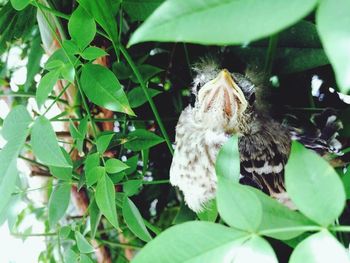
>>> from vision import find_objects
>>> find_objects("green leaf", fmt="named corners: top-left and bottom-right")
top-left (85, 152), bottom-right (100, 171)
top-left (124, 129), bottom-right (164, 151)
top-left (122, 197), bottom-right (152, 242)
top-left (216, 177), bottom-right (262, 232)
top-left (285, 142), bottom-right (346, 226)
top-left (80, 254), bottom-right (94, 263)
top-left (250, 187), bottom-right (313, 240)
top-left (2, 105), bottom-right (32, 142)
top-left (31, 116), bottom-right (72, 168)
top-left (215, 136), bottom-right (240, 181)
top-left (49, 147), bottom-right (73, 181)
top-left (123, 179), bottom-right (142, 196)
top-left (86, 166), bottom-right (105, 187)
top-left (75, 231), bottom-right (95, 254)
top-left (317, 0), bottom-right (350, 93)
top-left (10, 0), bottom-right (30, 10)
top-left (61, 63), bottom-right (76, 83)
top-left (48, 182), bottom-right (71, 227)
top-left (64, 248), bottom-right (79, 263)
top-left (89, 199), bottom-right (101, 239)
top-left (68, 5), bottom-right (96, 50)
top-left (62, 40), bottom-right (80, 56)
top-left (289, 230), bottom-right (350, 263)
top-left (77, 0), bottom-right (119, 45)
top-left (197, 200), bottom-right (218, 222)
top-left (59, 226), bottom-right (71, 239)
top-left (130, 64), bottom-right (163, 83)
top-left (124, 155), bottom-right (139, 175)
top-left (0, 106), bottom-right (31, 216)
top-left (36, 70), bottom-right (60, 108)
top-left (129, 0), bottom-right (317, 46)
top-left (132, 221), bottom-right (247, 263)
top-left (81, 64), bottom-right (134, 115)
top-left (127, 87), bottom-right (161, 108)
top-left (105, 158), bottom-right (129, 174)
top-left (122, 0), bottom-right (164, 21)
top-left (95, 174), bottom-right (119, 229)
top-left (96, 133), bottom-right (114, 154)
top-left (81, 46), bottom-right (108, 60)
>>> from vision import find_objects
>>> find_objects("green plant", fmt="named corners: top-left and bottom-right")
top-left (1, 0), bottom-right (350, 262)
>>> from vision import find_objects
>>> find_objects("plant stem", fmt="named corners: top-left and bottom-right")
top-left (119, 45), bottom-right (174, 155)
top-left (18, 155), bottom-right (48, 169)
top-left (259, 225), bottom-right (322, 235)
top-left (43, 82), bottom-right (70, 116)
top-left (30, 2), bottom-right (70, 20)
top-left (11, 232), bottom-right (57, 237)
top-left (330, 225), bottom-right (350, 232)
top-left (264, 34), bottom-right (278, 78)
top-left (142, 179), bottom-right (170, 185)
top-left (96, 238), bottom-right (142, 250)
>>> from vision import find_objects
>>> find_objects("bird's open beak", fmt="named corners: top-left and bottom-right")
top-left (214, 69), bottom-right (248, 114)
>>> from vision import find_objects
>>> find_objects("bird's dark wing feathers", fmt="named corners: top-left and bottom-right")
top-left (238, 117), bottom-right (291, 196)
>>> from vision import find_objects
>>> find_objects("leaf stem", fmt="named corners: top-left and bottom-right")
top-left (11, 232), bottom-right (57, 237)
top-left (264, 34), bottom-right (278, 78)
top-left (259, 225), bottom-right (322, 235)
top-left (119, 45), bottom-right (174, 155)
top-left (43, 82), bottom-right (70, 116)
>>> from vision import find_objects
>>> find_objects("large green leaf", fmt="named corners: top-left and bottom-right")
top-left (289, 230), bottom-right (350, 263)
top-left (317, 0), bottom-right (350, 93)
top-left (124, 129), bottom-right (164, 151)
top-left (122, 197), bottom-right (152, 242)
top-left (215, 136), bottom-right (240, 181)
top-left (250, 187), bottom-right (314, 240)
top-left (95, 174), bottom-right (119, 229)
top-left (80, 64), bottom-right (134, 115)
top-left (129, 0), bottom-right (317, 46)
top-left (48, 182), bottom-right (71, 227)
top-left (216, 177), bottom-right (262, 232)
top-left (285, 142), bottom-right (345, 226)
top-left (0, 106), bottom-right (31, 216)
top-left (31, 116), bottom-right (72, 168)
top-left (68, 5), bottom-right (96, 50)
top-left (132, 221), bottom-right (247, 263)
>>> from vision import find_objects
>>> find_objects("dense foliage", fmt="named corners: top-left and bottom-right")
top-left (1, 0), bottom-right (350, 262)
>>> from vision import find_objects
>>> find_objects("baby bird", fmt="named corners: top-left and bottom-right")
top-left (170, 64), bottom-right (292, 212)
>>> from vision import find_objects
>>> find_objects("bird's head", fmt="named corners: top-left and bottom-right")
top-left (194, 69), bottom-right (254, 133)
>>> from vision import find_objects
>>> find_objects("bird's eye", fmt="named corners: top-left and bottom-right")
top-left (196, 83), bottom-right (201, 92)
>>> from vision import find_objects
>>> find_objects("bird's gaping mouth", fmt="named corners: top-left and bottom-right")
top-left (215, 69), bottom-right (247, 114)
top-left (199, 69), bottom-right (248, 118)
